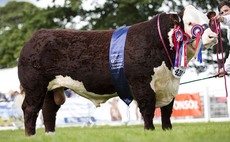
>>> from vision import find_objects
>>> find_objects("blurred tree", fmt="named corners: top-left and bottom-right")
top-left (78, 0), bottom-right (219, 30)
top-left (0, 1), bottom-right (39, 68)
top-left (78, 0), bottom-right (164, 30)
top-left (0, 1), bottom-right (81, 68)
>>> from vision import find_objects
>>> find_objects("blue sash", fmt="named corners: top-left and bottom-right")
top-left (109, 26), bottom-right (133, 105)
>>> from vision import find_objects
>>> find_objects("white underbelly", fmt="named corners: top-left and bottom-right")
top-left (47, 75), bottom-right (117, 107)
top-left (47, 61), bottom-right (181, 108)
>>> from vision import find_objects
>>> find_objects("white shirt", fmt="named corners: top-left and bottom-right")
top-left (221, 15), bottom-right (230, 72)
top-left (223, 15), bottom-right (230, 27)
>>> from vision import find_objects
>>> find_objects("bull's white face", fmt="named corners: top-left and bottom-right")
top-left (183, 5), bottom-right (218, 49)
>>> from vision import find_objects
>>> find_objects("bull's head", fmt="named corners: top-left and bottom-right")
top-left (182, 5), bottom-right (218, 48)
top-left (169, 5), bottom-right (218, 60)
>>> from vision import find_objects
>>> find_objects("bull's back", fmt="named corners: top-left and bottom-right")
top-left (18, 29), bottom-right (115, 93)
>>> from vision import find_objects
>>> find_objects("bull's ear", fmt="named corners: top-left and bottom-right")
top-left (170, 14), bottom-right (181, 25)
top-left (207, 11), bottom-right (216, 19)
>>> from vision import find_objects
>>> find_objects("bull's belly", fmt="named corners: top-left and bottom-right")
top-left (47, 75), bottom-right (117, 107)
top-left (48, 61), bottom-right (180, 108)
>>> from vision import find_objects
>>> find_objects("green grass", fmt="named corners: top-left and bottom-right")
top-left (0, 122), bottom-right (230, 142)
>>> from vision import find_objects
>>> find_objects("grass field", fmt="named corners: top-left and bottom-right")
top-left (0, 122), bottom-right (230, 142)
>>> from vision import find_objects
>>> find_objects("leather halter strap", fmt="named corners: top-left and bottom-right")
top-left (157, 14), bottom-right (174, 67)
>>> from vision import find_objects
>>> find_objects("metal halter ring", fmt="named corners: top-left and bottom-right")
top-left (191, 24), bottom-right (204, 37)
top-left (175, 29), bottom-right (183, 41)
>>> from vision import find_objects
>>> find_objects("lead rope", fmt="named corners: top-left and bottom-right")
top-left (211, 18), bottom-right (228, 97)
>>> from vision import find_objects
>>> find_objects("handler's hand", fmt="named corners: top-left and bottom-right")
top-left (214, 15), bottom-right (224, 22)
top-left (217, 72), bottom-right (226, 77)
top-left (217, 69), bottom-right (228, 77)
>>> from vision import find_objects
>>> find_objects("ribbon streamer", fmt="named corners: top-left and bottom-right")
top-left (173, 26), bottom-right (189, 67)
top-left (191, 25), bottom-right (204, 63)
top-left (194, 31), bottom-right (203, 63)
top-left (173, 27), bottom-right (183, 67)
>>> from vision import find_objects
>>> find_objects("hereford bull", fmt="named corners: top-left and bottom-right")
top-left (18, 5), bottom-right (218, 136)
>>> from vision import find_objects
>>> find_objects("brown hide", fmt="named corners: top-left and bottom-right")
top-left (18, 13), bottom-right (178, 136)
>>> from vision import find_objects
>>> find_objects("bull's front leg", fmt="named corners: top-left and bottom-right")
top-left (160, 98), bottom-right (174, 130)
top-left (139, 94), bottom-right (156, 130)
top-left (133, 86), bottom-right (156, 130)
top-left (42, 90), bottom-right (61, 134)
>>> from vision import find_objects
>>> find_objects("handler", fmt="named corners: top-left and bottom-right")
top-left (215, 0), bottom-right (230, 76)
top-left (215, 0), bottom-right (230, 120)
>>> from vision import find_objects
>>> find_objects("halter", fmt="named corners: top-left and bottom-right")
top-left (157, 14), bottom-right (174, 67)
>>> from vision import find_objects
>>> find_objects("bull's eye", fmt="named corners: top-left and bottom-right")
top-left (202, 24), bottom-right (209, 30)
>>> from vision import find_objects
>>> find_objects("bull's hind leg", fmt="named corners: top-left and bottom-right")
top-left (22, 88), bottom-right (45, 136)
top-left (160, 98), bottom-right (174, 130)
top-left (42, 90), bottom-right (60, 134)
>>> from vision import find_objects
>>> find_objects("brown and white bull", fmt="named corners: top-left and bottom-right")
top-left (18, 5), bottom-right (218, 136)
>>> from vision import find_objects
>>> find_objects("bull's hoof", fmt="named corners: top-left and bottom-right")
top-left (45, 131), bottom-right (56, 135)
top-left (162, 126), bottom-right (172, 131)
top-left (53, 88), bottom-right (66, 105)
top-left (25, 129), bottom-right (36, 137)
top-left (144, 125), bottom-right (155, 130)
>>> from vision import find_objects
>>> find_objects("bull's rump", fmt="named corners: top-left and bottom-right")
top-left (19, 29), bottom-right (117, 94)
